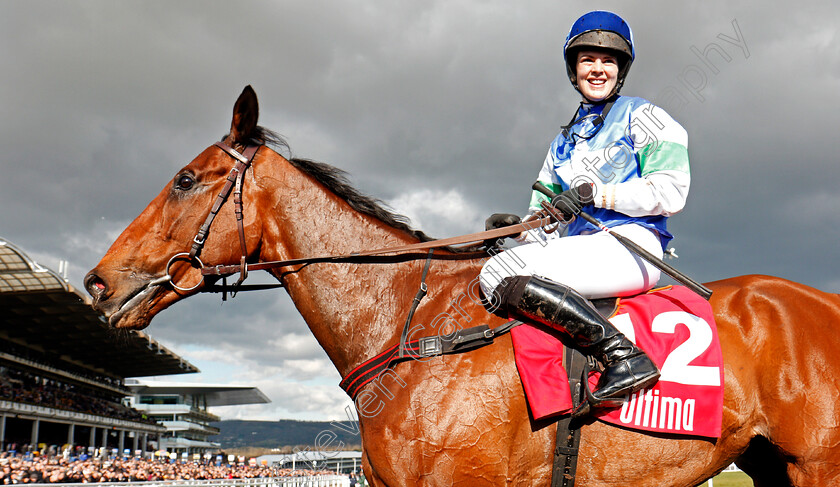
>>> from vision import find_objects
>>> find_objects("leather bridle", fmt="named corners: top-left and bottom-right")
top-left (161, 141), bottom-right (553, 296)
top-left (162, 141), bottom-right (261, 294)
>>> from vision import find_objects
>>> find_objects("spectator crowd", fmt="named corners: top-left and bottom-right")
top-left (0, 367), bottom-right (153, 425)
top-left (0, 452), bottom-right (337, 484)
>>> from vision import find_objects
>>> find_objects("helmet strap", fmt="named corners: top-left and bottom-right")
top-left (561, 97), bottom-right (617, 144)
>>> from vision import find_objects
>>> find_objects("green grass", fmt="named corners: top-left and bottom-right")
top-left (704, 471), bottom-right (753, 487)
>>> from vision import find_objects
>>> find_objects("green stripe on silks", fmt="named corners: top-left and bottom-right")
top-left (639, 141), bottom-right (689, 176)
top-left (530, 180), bottom-right (564, 210)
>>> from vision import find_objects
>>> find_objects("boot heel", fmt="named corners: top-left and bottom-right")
top-left (591, 354), bottom-right (660, 404)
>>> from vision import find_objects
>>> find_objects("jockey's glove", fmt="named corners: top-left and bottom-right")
top-left (484, 213), bottom-right (521, 249)
top-left (551, 184), bottom-right (594, 222)
top-left (485, 213), bottom-right (521, 230)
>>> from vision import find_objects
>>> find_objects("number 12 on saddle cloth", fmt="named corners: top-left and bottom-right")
top-left (511, 285), bottom-right (724, 438)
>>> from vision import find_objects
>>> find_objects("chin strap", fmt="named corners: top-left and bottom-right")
top-left (560, 97), bottom-right (616, 143)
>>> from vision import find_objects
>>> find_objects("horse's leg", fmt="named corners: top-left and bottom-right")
top-left (364, 470), bottom-right (389, 487)
top-left (763, 431), bottom-right (840, 486)
top-left (764, 382), bottom-right (840, 487)
top-left (743, 443), bottom-right (840, 487)
top-left (361, 448), bottom-right (390, 487)
top-left (788, 461), bottom-right (840, 486)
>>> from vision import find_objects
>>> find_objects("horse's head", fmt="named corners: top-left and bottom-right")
top-left (85, 86), bottom-right (268, 329)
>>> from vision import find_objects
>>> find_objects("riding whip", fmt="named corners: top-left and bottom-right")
top-left (532, 181), bottom-right (713, 300)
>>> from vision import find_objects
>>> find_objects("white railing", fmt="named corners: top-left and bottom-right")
top-left (28, 476), bottom-right (349, 487)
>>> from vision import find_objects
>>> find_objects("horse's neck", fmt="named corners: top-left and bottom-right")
top-left (258, 165), bottom-right (424, 376)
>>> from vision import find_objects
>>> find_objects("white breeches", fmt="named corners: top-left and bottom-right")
top-left (479, 224), bottom-right (664, 300)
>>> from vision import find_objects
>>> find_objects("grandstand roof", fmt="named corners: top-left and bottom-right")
top-left (126, 379), bottom-right (270, 406)
top-left (0, 238), bottom-right (199, 379)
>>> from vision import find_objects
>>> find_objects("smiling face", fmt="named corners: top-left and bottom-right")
top-left (575, 50), bottom-right (619, 102)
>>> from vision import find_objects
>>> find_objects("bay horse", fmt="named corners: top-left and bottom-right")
top-left (85, 86), bottom-right (840, 486)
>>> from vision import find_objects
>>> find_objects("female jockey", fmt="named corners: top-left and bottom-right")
top-left (479, 11), bottom-right (690, 405)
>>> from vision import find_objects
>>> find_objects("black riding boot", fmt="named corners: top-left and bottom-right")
top-left (495, 275), bottom-right (660, 405)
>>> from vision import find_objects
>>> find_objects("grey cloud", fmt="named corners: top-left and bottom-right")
top-left (3, 0), bottom-right (840, 419)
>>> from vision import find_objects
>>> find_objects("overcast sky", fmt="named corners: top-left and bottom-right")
top-left (2, 1), bottom-right (839, 422)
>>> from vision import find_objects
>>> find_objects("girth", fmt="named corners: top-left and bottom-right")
top-left (339, 320), bottom-right (523, 400)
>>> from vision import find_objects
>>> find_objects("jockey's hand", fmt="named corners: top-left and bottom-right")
top-left (551, 184), bottom-right (594, 222)
top-left (483, 213), bottom-right (521, 249)
top-left (485, 213), bottom-right (521, 230)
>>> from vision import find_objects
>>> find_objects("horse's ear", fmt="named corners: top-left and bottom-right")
top-left (229, 85), bottom-right (259, 144)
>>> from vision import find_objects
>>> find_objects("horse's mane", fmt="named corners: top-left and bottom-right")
top-left (251, 126), bottom-right (437, 244)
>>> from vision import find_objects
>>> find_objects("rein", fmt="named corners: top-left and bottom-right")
top-left (163, 141), bottom-right (553, 296)
top-left (200, 216), bottom-right (551, 279)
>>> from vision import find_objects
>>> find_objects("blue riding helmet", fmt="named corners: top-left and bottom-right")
top-left (564, 11), bottom-right (635, 96)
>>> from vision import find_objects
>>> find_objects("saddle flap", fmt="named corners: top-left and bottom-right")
top-left (590, 297), bottom-right (619, 318)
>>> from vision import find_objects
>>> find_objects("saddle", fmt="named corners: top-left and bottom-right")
top-left (590, 297), bottom-right (620, 318)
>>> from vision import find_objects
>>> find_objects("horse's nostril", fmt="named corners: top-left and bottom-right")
top-left (84, 272), bottom-right (107, 298)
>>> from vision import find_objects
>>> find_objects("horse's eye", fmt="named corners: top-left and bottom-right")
top-left (175, 174), bottom-right (195, 190)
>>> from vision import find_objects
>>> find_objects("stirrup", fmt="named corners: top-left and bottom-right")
top-left (582, 367), bottom-right (660, 410)
top-left (578, 358), bottom-right (640, 411)
top-left (570, 400), bottom-right (591, 419)
top-left (583, 380), bottom-right (628, 409)
top-left (569, 359), bottom-right (623, 418)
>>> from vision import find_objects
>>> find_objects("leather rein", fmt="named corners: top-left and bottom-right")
top-left (161, 141), bottom-right (552, 296)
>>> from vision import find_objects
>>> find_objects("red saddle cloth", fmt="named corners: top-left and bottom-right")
top-left (511, 285), bottom-right (724, 438)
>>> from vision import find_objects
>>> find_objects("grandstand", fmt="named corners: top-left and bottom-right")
top-left (126, 379), bottom-right (269, 454)
top-left (0, 238), bottom-right (198, 455)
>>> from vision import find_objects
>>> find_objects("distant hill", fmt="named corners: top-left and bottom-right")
top-left (210, 419), bottom-right (361, 449)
